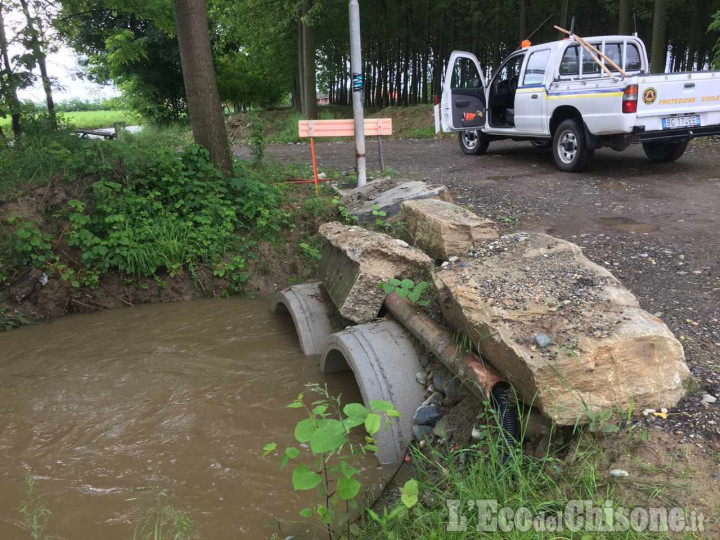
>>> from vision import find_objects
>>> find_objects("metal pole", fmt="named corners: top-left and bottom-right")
top-left (349, 0), bottom-right (366, 187)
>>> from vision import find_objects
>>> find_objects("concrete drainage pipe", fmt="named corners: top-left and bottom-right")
top-left (320, 321), bottom-right (426, 464)
top-left (272, 282), bottom-right (344, 356)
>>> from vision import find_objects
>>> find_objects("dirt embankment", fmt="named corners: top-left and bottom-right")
top-left (0, 179), bottom-right (333, 330)
top-left (226, 104), bottom-right (444, 145)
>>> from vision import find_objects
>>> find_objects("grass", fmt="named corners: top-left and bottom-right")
top-left (132, 505), bottom-right (196, 540)
top-left (356, 400), bottom-right (677, 539)
top-left (226, 103), bottom-right (445, 145)
top-left (0, 123), bottom-right (185, 197)
top-left (20, 472), bottom-right (51, 540)
top-left (0, 110), bottom-right (140, 131)
top-left (60, 110), bottom-right (141, 129)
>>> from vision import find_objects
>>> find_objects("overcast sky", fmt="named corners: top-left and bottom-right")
top-left (18, 45), bottom-right (120, 102)
top-left (6, 4), bottom-right (119, 103)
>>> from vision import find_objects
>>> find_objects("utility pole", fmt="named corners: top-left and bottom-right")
top-left (349, 0), bottom-right (366, 187)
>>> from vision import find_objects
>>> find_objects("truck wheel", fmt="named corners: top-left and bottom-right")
top-left (459, 130), bottom-right (489, 155)
top-left (552, 119), bottom-right (594, 172)
top-left (642, 141), bottom-right (688, 163)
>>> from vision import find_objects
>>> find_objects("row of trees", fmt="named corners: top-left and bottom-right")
top-left (1, 0), bottom-right (720, 137)
top-left (315, 0), bottom-right (720, 109)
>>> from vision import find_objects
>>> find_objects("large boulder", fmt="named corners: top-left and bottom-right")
top-left (318, 222), bottom-right (433, 323)
top-left (402, 199), bottom-right (499, 260)
top-left (433, 232), bottom-right (690, 425)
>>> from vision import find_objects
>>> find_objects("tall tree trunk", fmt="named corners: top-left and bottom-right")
top-left (686, 0), bottom-right (702, 71)
top-left (518, 0), bottom-right (527, 43)
top-left (301, 20), bottom-right (317, 119)
top-left (19, 0), bottom-right (55, 126)
top-left (559, 0), bottom-right (570, 38)
top-left (619, 0), bottom-right (632, 35)
top-left (296, 17), bottom-right (304, 113)
top-left (174, 0), bottom-right (233, 176)
top-left (0, 4), bottom-right (20, 139)
top-left (492, 0), bottom-right (501, 68)
top-left (650, 0), bottom-right (668, 73)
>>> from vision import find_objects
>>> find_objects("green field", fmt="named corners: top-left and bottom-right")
top-left (1, 110), bottom-right (140, 130)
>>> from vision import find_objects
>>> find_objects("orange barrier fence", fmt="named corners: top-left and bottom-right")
top-left (297, 118), bottom-right (393, 192)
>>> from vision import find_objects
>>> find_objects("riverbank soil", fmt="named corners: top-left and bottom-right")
top-left (0, 173), bottom-right (339, 329)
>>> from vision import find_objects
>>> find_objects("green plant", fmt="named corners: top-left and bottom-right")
top-left (249, 113), bottom-right (265, 167)
top-left (63, 143), bottom-right (290, 284)
top-left (132, 505), bottom-right (196, 540)
top-left (8, 218), bottom-right (54, 269)
top-left (264, 383), bottom-right (400, 538)
top-left (332, 196), bottom-right (357, 225)
top-left (303, 195), bottom-right (336, 218)
top-left (371, 204), bottom-right (391, 230)
top-left (19, 471), bottom-right (51, 540)
top-left (584, 408), bottom-right (620, 434)
top-left (497, 215), bottom-right (519, 225)
top-left (354, 391), bottom-right (661, 540)
top-left (366, 479), bottom-right (419, 534)
top-left (381, 278), bottom-right (431, 306)
top-left (213, 255), bottom-right (248, 294)
top-left (1, 307), bottom-right (31, 331)
top-left (299, 242), bottom-right (322, 261)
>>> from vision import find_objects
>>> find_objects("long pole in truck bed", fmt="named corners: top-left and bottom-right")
top-left (554, 25), bottom-right (629, 77)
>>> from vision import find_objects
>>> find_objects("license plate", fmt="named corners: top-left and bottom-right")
top-left (662, 115), bottom-right (700, 129)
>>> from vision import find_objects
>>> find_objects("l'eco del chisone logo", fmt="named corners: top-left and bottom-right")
top-left (643, 87), bottom-right (658, 105)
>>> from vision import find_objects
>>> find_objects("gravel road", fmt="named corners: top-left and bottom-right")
top-left (240, 137), bottom-right (720, 444)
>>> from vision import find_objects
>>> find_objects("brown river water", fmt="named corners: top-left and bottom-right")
top-left (0, 299), bottom-right (383, 539)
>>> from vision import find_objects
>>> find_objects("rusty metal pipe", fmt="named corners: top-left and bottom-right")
top-left (383, 292), bottom-right (505, 400)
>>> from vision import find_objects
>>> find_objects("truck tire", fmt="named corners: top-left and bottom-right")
top-left (642, 141), bottom-right (688, 163)
top-left (459, 130), bottom-right (489, 155)
top-left (552, 119), bottom-right (594, 172)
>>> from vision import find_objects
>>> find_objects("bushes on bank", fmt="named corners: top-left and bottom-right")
top-left (1, 129), bottom-right (295, 289)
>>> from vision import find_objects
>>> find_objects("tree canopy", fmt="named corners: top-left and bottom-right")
top-left (1, 0), bottom-right (720, 129)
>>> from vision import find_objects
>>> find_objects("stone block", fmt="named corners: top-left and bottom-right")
top-left (402, 199), bottom-right (498, 260)
top-left (432, 232), bottom-right (690, 425)
top-left (318, 222), bottom-right (432, 323)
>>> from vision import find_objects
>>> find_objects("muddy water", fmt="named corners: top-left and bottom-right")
top-left (0, 299), bottom-right (378, 539)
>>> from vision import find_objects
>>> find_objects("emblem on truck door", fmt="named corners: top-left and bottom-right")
top-left (643, 87), bottom-right (657, 105)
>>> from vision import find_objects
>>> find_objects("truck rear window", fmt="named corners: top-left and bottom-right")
top-left (560, 45), bottom-right (579, 76)
top-left (523, 49), bottom-right (551, 85)
top-left (626, 44), bottom-right (641, 71)
top-left (559, 41), bottom-right (643, 78)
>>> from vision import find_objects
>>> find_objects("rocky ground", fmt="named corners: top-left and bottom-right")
top-left (243, 137), bottom-right (720, 450)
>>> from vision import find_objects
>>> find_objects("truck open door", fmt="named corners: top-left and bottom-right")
top-left (441, 51), bottom-right (486, 132)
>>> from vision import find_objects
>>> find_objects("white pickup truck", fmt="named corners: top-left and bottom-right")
top-left (438, 35), bottom-right (720, 171)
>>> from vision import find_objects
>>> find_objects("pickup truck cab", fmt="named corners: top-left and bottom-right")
top-left (439, 35), bottom-right (720, 171)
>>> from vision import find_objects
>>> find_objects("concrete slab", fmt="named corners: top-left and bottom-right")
top-left (337, 177), bottom-right (450, 224)
top-left (318, 222), bottom-right (433, 323)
